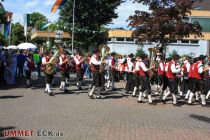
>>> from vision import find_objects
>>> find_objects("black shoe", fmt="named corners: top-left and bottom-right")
top-left (201, 104), bottom-right (209, 107)
top-left (79, 87), bottom-right (82, 90)
top-left (162, 99), bottom-right (166, 104)
top-left (149, 102), bottom-right (155, 105)
top-left (137, 100), bottom-right (143, 103)
top-left (88, 94), bottom-right (94, 99)
top-left (173, 104), bottom-right (180, 107)
top-left (96, 96), bottom-right (101, 99)
top-left (49, 92), bottom-right (55, 96)
top-left (44, 90), bottom-right (48, 94)
top-left (187, 102), bottom-right (193, 105)
top-left (132, 95), bottom-right (136, 97)
top-left (59, 88), bottom-right (64, 91)
top-left (64, 89), bottom-right (69, 93)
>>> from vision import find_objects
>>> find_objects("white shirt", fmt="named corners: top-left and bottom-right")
top-left (135, 61), bottom-right (140, 71)
top-left (127, 61), bottom-right (134, 71)
top-left (197, 61), bottom-right (203, 74)
top-left (139, 61), bottom-right (148, 72)
top-left (90, 54), bottom-right (101, 65)
top-left (159, 62), bottom-right (164, 71)
top-left (74, 54), bottom-right (82, 65)
top-left (171, 60), bottom-right (180, 73)
top-left (42, 57), bottom-right (47, 64)
top-left (59, 55), bottom-right (68, 65)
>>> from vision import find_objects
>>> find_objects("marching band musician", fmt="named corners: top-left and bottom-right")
top-left (132, 57), bottom-right (141, 97)
top-left (156, 54), bottom-right (165, 95)
top-left (162, 54), bottom-right (181, 106)
top-left (107, 52), bottom-right (117, 90)
top-left (88, 49), bottom-right (104, 99)
top-left (137, 54), bottom-right (155, 104)
top-left (42, 51), bottom-right (54, 96)
top-left (59, 49), bottom-right (69, 92)
top-left (24, 54), bottom-right (36, 88)
top-left (188, 55), bottom-right (207, 106)
top-left (74, 49), bottom-right (84, 90)
top-left (180, 56), bottom-right (191, 97)
top-left (125, 57), bottom-right (135, 94)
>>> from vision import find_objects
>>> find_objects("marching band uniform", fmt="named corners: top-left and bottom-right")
top-left (88, 50), bottom-right (102, 99)
top-left (42, 52), bottom-right (54, 96)
top-left (185, 59), bottom-right (195, 100)
top-left (59, 52), bottom-right (69, 92)
top-left (74, 52), bottom-right (84, 90)
top-left (137, 54), bottom-right (154, 104)
top-left (156, 57), bottom-right (165, 95)
top-left (132, 58), bottom-right (141, 97)
top-left (180, 58), bottom-right (191, 96)
top-left (163, 55), bottom-right (181, 105)
top-left (125, 58), bottom-right (135, 93)
top-left (188, 55), bottom-right (206, 106)
top-left (24, 54), bottom-right (35, 88)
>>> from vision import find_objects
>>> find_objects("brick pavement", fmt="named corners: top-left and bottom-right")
top-left (0, 77), bottom-right (210, 140)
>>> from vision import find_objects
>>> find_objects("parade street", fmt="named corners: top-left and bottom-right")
top-left (0, 77), bottom-right (210, 140)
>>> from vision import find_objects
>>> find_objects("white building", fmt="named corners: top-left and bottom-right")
top-left (107, 10), bottom-right (210, 57)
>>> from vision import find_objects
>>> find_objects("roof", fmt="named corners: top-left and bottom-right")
top-left (189, 10), bottom-right (210, 17)
top-left (31, 31), bottom-right (71, 40)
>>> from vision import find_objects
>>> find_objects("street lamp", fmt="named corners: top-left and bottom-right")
top-left (71, 0), bottom-right (75, 55)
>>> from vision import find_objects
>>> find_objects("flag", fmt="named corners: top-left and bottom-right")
top-left (41, 22), bottom-right (52, 30)
top-left (51, 0), bottom-right (67, 13)
top-left (4, 22), bottom-right (11, 39)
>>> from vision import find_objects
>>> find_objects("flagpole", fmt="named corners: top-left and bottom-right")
top-left (71, 0), bottom-right (75, 55)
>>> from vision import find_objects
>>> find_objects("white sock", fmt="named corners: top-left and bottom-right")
top-left (201, 94), bottom-right (206, 105)
top-left (180, 91), bottom-right (183, 96)
top-left (148, 95), bottom-right (152, 103)
top-left (163, 91), bottom-right (170, 100)
top-left (172, 94), bottom-right (177, 104)
top-left (26, 80), bottom-right (30, 85)
top-left (188, 92), bottom-right (194, 104)
top-left (206, 90), bottom-right (210, 99)
top-left (185, 90), bottom-right (190, 99)
top-left (138, 92), bottom-right (143, 101)
top-left (89, 86), bottom-right (95, 96)
top-left (107, 80), bottom-right (110, 88)
top-left (143, 92), bottom-right (147, 97)
top-left (65, 78), bottom-right (69, 84)
top-left (195, 92), bottom-right (199, 101)
top-left (46, 84), bottom-right (50, 93)
top-left (132, 87), bottom-right (137, 96)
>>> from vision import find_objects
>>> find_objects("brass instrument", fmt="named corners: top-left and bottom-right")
top-left (148, 48), bottom-right (157, 80)
top-left (98, 44), bottom-right (110, 73)
top-left (45, 46), bottom-right (61, 75)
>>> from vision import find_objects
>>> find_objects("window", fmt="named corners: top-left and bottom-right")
top-left (181, 40), bottom-right (190, 44)
top-left (169, 40), bottom-right (177, 44)
top-left (190, 40), bottom-right (199, 44)
top-left (125, 38), bottom-right (134, 42)
top-left (116, 37), bottom-right (125, 42)
top-left (191, 18), bottom-right (210, 32)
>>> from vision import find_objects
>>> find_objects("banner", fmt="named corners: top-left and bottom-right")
top-left (51, 0), bottom-right (67, 13)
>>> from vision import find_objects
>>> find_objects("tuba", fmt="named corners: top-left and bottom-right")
top-left (45, 46), bottom-right (61, 75)
top-left (148, 48), bottom-right (157, 80)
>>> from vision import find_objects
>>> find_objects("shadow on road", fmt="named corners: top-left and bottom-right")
top-left (0, 96), bottom-right (23, 99)
top-left (190, 114), bottom-right (210, 123)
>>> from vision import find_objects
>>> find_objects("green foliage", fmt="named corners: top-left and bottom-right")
top-left (169, 50), bottom-right (178, 57)
top-left (10, 22), bottom-right (25, 45)
top-left (0, 33), bottom-right (7, 46)
top-left (135, 48), bottom-right (146, 57)
top-left (59, 0), bottom-right (124, 50)
top-left (28, 12), bottom-right (48, 30)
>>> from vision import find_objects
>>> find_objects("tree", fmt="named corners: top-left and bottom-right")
top-left (59, 0), bottom-right (124, 51)
top-left (28, 12), bottom-right (48, 30)
top-left (128, 0), bottom-right (203, 56)
top-left (10, 22), bottom-right (25, 45)
top-left (136, 48), bottom-right (146, 57)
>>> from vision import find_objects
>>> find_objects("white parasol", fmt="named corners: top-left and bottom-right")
top-left (17, 43), bottom-right (37, 50)
top-left (6, 45), bottom-right (18, 49)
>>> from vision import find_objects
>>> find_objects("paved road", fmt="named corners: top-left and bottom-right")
top-left (0, 77), bottom-right (210, 140)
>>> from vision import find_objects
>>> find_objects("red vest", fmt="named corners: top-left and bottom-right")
top-left (188, 64), bottom-right (194, 78)
top-left (27, 60), bottom-right (35, 71)
top-left (75, 55), bottom-right (83, 71)
top-left (60, 55), bottom-right (68, 72)
top-left (192, 61), bottom-right (204, 80)
top-left (138, 62), bottom-right (147, 77)
top-left (166, 61), bottom-right (176, 79)
top-left (90, 55), bottom-right (100, 72)
top-left (158, 61), bottom-right (164, 75)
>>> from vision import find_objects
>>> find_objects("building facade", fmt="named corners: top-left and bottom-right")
top-left (107, 10), bottom-right (210, 57)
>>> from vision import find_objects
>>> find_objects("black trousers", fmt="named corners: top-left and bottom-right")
top-left (60, 71), bottom-right (69, 81)
top-left (192, 78), bottom-right (205, 94)
top-left (45, 73), bottom-right (54, 84)
top-left (125, 73), bottom-right (135, 92)
top-left (157, 75), bottom-right (164, 86)
top-left (188, 77), bottom-right (193, 92)
top-left (134, 75), bottom-right (141, 88)
top-left (162, 76), bottom-right (168, 91)
top-left (181, 78), bottom-right (189, 94)
top-left (25, 70), bottom-right (31, 80)
top-left (140, 76), bottom-right (151, 95)
top-left (204, 77), bottom-right (210, 95)
top-left (168, 78), bottom-right (178, 95)
top-left (77, 69), bottom-right (84, 81)
top-left (93, 71), bottom-right (102, 87)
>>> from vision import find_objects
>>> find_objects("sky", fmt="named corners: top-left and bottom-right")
top-left (2, 0), bottom-right (148, 29)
